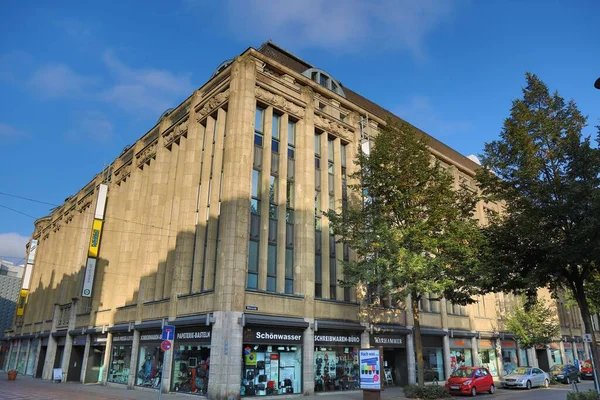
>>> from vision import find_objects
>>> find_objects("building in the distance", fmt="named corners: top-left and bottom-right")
top-left (0, 259), bottom-right (24, 369)
top-left (5, 41), bottom-right (593, 397)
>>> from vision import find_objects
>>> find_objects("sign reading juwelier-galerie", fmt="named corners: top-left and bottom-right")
top-left (359, 348), bottom-right (382, 390)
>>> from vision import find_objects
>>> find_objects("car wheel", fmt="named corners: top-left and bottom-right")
top-left (544, 379), bottom-right (549, 388)
top-left (471, 387), bottom-right (477, 397)
top-left (489, 384), bottom-right (495, 394)
top-left (526, 380), bottom-right (532, 390)
top-left (566, 377), bottom-right (570, 385)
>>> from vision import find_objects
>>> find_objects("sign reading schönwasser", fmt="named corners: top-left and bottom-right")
top-left (81, 258), bottom-right (97, 298)
top-left (359, 348), bottom-right (383, 390)
top-left (243, 328), bottom-right (303, 344)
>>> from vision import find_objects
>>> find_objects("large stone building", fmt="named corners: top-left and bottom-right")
top-left (3, 41), bottom-right (593, 397)
top-left (0, 260), bottom-right (24, 369)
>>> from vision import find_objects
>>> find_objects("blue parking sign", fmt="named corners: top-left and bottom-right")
top-left (162, 325), bottom-right (175, 341)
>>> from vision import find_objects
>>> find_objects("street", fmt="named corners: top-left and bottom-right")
top-left (0, 373), bottom-right (596, 400)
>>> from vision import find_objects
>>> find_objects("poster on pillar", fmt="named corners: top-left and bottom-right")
top-left (359, 348), bottom-right (383, 391)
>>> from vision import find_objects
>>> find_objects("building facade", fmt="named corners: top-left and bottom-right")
top-left (4, 42), bottom-right (594, 397)
top-left (0, 260), bottom-right (24, 370)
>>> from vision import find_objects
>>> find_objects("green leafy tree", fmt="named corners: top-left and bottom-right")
top-left (505, 297), bottom-right (561, 349)
top-left (476, 73), bottom-right (600, 381)
top-left (327, 119), bottom-right (486, 386)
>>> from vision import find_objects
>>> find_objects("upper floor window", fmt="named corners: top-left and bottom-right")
top-left (302, 68), bottom-right (346, 98)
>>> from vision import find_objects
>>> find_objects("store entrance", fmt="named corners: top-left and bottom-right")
top-left (536, 349), bottom-right (550, 371)
top-left (36, 346), bottom-right (47, 378)
top-left (66, 345), bottom-right (84, 382)
top-left (383, 348), bottom-right (408, 386)
top-left (84, 347), bottom-right (105, 383)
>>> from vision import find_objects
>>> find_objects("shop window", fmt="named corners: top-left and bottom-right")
top-left (449, 348), bottom-right (473, 371)
top-left (25, 339), bottom-right (38, 375)
top-left (478, 348), bottom-right (498, 376)
top-left (136, 339), bottom-right (164, 388)
top-left (421, 347), bottom-right (444, 382)
top-left (314, 346), bottom-right (359, 391)
top-left (242, 341), bottom-right (302, 396)
top-left (171, 331), bottom-right (211, 395)
top-left (108, 340), bottom-right (133, 384)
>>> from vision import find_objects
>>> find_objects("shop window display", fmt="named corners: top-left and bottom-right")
top-left (314, 347), bottom-right (359, 391)
top-left (502, 348), bottom-right (518, 375)
top-left (449, 348), bottom-right (472, 371)
top-left (17, 341), bottom-right (29, 374)
top-left (478, 349), bottom-right (498, 376)
top-left (26, 339), bottom-right (39, 375)
top-left (241, 345), bottom-right (302, 396)
top-left (421, 347), bottom-right (444, 382)
top-left (550, 348), bottom-right (563, 365)
top-left (136, 343), bottom-right (163, 388)
top-left (108, 343), bottom-right (132, 384)
top-left (172, 344), bottom-right (211, 395)
top-left (519, 348), bottom-right (529, 367)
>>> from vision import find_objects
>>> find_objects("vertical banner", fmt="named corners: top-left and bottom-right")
top-left (16, 289), bottom-right (28, 316)
top-left (27, 239), bottom-right (38, 264)
top-left (81, 183), bottom-right (108, 298)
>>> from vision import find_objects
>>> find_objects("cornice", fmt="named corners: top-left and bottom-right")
top-left (135, 139), bottom-right (158, 169)
top-left (195, 89), bottom-right (230, 122)
top-left (162, 117), bottom-right (189, 148)
top-left (255, 84), bottom-right (305, 118)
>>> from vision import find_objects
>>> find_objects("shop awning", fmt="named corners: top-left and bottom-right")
top-left (134, 319), bottom-right (162, 330)
top-left (373, 324), bottom-right (413, 334)
top-left (171, 314), bottom-right (209, 327)
top-left (69, 327), bottom-right (88, 336)
top-left (51, 330), bottom-right (68, 337)
top-left (420, 328), bottom-right (447, 336)
top-left (315, 320), bottom-right (365, 332)
top-left (244, 314), bottom-right (308, 328)
top-left (108, 323), bottom-right (131, 333)
top-left (450, 329), bottom-right (477, 338)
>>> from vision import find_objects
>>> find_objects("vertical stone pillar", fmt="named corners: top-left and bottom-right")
top-left (546, 347), bottom-right (553, 368)
top-left (5, 340), bottom-right (13, 370)
top-left (22, 339), bottom-right (31, 374)
top-left (101, 332), bottom-right (112, 385)
top-left (209, 55), bottom-right (257, 400)
top-left (60, 302), bottom-right (78, 382)
top-left (495, 339), bottom-right (504, 378)
top-left (42, 304), bottom-right (60, 380)
top-left (529, 348), bottom-right (538, 368)
top-left (361, 330), bottom-right (370, 348)
top-left (303, 319), bottom-right (315, 395)
top-left (127, 330), bottom-right (140, 389)
top-left (80, 334), bottom-right (91, 382)
top-left (161, 346), bottom-right (174, 393)
top-left (471, 337), bottom-right (479, 366)
top-left (13, 340), bottom-right (22, 371)
top-left (406, 332), bottom-right (416, 385)
top-left (559, 341), bottom-right (567, 364)
top-left (442, 335), bottom-right (451, 380)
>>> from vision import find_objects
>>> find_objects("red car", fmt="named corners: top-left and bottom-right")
top-left (445, 366), bottom-right (495, 396)
top-left (582, 360), bottom-right (594, 380)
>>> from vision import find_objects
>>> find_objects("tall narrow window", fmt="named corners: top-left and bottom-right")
top-left (248, 106), bottom-right (264, 289)
top-left (315, 230), bottom-right (322, 298)
top-left (343, 242), bottom-right (351, 301)
top-left (285, 120), bottom-right (297, 294)
top-left (315, 133), bottom-right (322, 228)
top-left (329, 235), bottom-right (336, 300)
top-left (341, 144), bottom-right (348, 211)
top-left (271, 114), bottom-right (280, 175)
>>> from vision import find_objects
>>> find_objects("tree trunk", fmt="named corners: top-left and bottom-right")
top-left (573, 278), bottom-right (600, 389)
top-left (412, 296), bottom-right (425, 387)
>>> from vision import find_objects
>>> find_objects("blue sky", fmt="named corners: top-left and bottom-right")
top-left (1, 0), bottom-right (599, 261)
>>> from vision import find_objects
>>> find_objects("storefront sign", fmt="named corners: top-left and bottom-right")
top-left (27, 239), bottom-right (38, 264)
top-left (478, 339), bottom-right (494, 349)
top-left (72, 335), bottom-right (87, 346)
top-left (88, 219), bottom-right (103, 257)
top-left (16, 289), bottom-right (28, 316)
top-left (81, 258), bottom-right (97, 298)
top-left (549, 343), bottom-right (560, 349)
top-left (370, 334), bottom-right (405, 348)
top-left (576, 343), bottom-right (584, 350)
top-left (92, 335), bottom-right (108, 346)
top-left (564, 343), bottom-right (572, 349)
top-left (450, 339), bottom-right (470, 349)
top-left (113, 334), bottom-right (134, 343)
top-left (315, 332), bottom-right (361, 345)
top-left (140, 332), bottom-right (162, 342)
top-left (175, 328), bottom-right (211, 343)
top-left (243, 328), bottom-right (303, 344)
top-left (501, 340), bottom-right (516, 348)
top-left (359, 348), bottom-right (383, 390)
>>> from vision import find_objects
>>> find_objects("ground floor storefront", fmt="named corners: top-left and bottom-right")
top-left (4, 315), bottom-right (587, 397)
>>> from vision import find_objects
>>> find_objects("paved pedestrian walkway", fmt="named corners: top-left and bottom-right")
top-left (0, 372), bottom-right (409, 400)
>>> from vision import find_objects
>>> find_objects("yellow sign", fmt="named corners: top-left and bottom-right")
top-left (88, 219), bottom-right (103, 257)
top-left (16, 289), bottom-right (28, 316)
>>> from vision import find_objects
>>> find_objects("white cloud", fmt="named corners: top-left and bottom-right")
top-left (0, 123), bottom-right (26, 140)
top-left (101, 51), bottom-right (194, 114)
top-left (28, 64), bottom-right (97, 99)
top-left (64, 111), bottom-right (114, 143)
top-left (395, 95), bottom-right (473, 137)
top-left (0, 232), bottom-right (29, 261)
top-left (222, 0), bottom-right (454, 58)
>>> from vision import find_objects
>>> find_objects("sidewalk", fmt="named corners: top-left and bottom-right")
top-left (0, 372), bottom-right (408, 400)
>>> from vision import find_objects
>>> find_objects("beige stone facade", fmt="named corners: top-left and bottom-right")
top-left (3, 42), bottom-right (593, 397)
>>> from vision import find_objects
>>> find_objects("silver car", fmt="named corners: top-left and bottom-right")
top-left (500, 367), bottom-right (550, 389)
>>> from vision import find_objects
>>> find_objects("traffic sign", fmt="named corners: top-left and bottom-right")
top-left (584, 334), bottom-right (593, 343)
top-left (161, 340), bottom-right (172, 351)
top-left (162, 325), bottom-right (175, 341)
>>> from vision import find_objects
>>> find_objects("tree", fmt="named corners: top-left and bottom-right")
top-left (504, 297), bottom-right (561, 349)
top-left (476, 73), bottom-right (600, 381)
top-left (327, 119), bottom-right (486, 386)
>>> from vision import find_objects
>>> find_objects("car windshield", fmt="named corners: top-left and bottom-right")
top-left (551, 365), bottom-right (565, 372)
top-left (452, 369), bottom-right (475, 378)
top-left (512, 367), bottom-right (531, 375)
